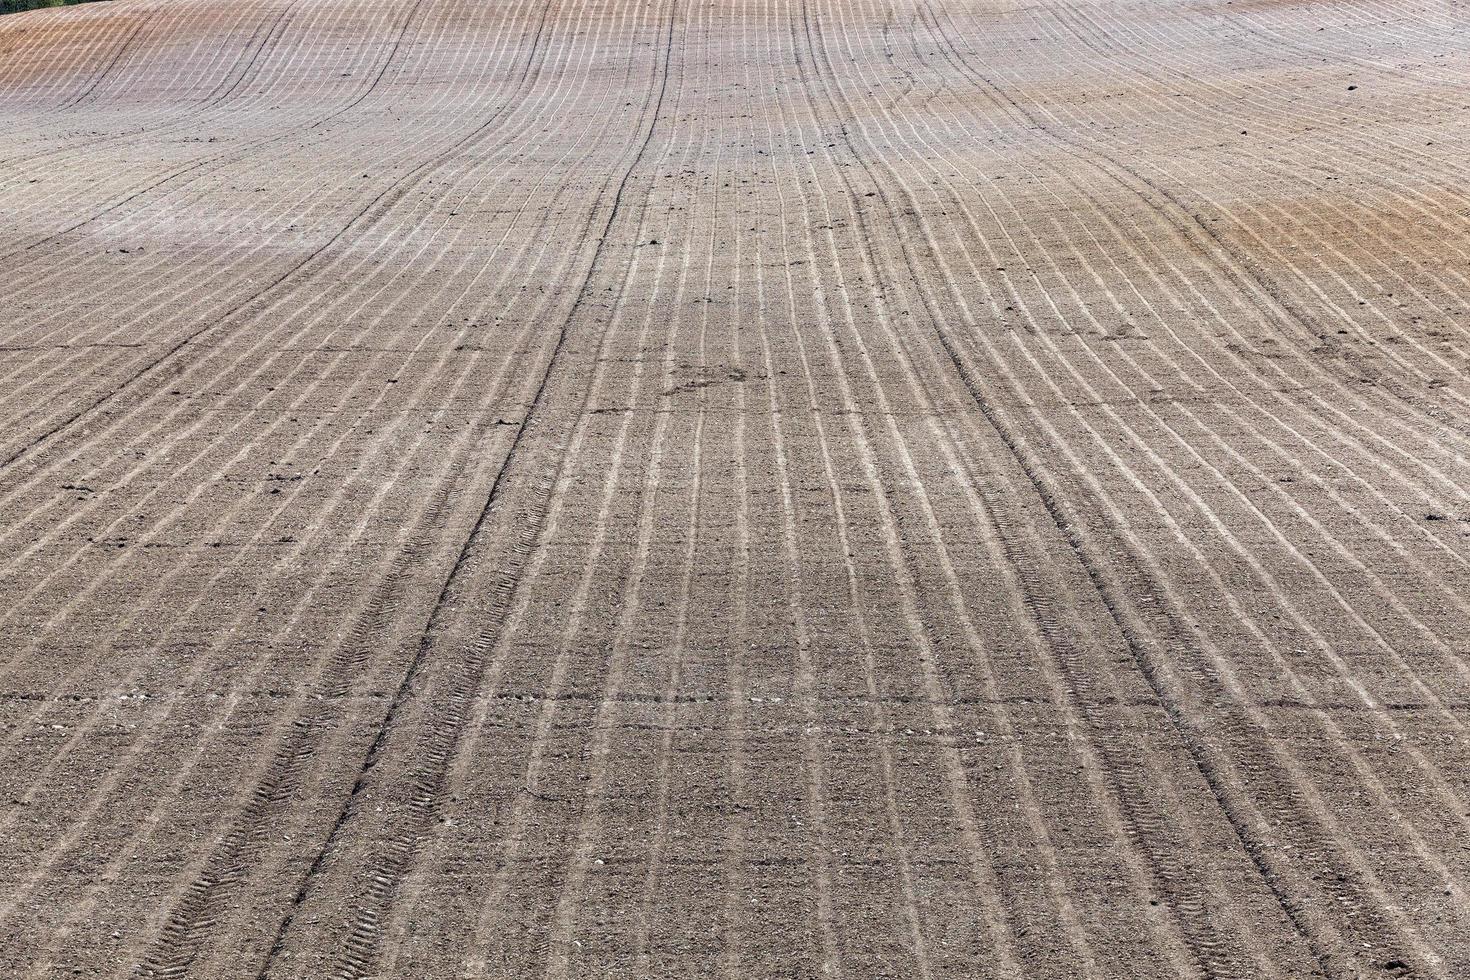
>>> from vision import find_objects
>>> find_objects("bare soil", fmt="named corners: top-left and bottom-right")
top-left (1, 0), bottom-right (1468, 976)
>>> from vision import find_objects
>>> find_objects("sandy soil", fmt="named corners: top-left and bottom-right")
top-left (1, 0), bottom-right (1467, 976)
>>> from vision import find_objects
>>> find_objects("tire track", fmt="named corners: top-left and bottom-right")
top-left (255, 4), bottom-right (682, 973)
top-left (904, 10), bottom-right (1465, 973)
top-left (57, 13), bottom-right (152, 110)
top-left (834, 4), bottom-right (1448, 972)
top-left (792, 0), bottom-right (1350, 974)
top-left (0, 0), bottom-right (605, 963)
top-left (788, 4), bottom-right (1252, 973)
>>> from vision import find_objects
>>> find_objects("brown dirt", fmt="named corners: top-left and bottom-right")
top-left (2, 0), bottom-right (1468, 976)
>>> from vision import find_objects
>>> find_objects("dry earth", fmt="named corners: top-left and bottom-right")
top-left (1, 0), bottom-right (1468, 976)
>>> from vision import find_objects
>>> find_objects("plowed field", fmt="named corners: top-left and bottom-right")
top-left (2, 0), bottom-right (1468, 976)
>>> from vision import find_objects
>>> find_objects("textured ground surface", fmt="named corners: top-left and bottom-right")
top-left (1, 0), bottom-right (1469, 976)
